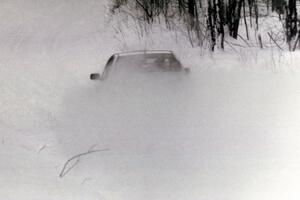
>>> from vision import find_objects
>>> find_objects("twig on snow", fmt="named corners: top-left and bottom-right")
top-left (267, 32), bottom-right (283, 50)
top-left (38, 144), bottom-right (47, 154)
top-left (224, 40), bottom-right (238, 53)
top-left (81, 177), bottom-right (92, 185)
top-left (59, 148), bottom-right (109, 178)
top-left (238, 34), bottom-right (251, 47)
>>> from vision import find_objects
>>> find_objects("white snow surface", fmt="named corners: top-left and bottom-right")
top-left (1, 1), bottom-right (300, 200)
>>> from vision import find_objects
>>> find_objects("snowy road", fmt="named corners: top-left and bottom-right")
top-left (1, 1), bottom-right (300, 200)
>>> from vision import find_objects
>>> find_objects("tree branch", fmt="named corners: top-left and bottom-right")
top-left (59, 148), bottom-right (109, 178)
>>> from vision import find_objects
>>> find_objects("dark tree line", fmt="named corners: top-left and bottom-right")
top-left (112, 0), bottom-right (299, 51)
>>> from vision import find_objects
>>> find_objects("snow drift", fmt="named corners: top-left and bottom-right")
top-left (1, 1), bottom-right (300, 200)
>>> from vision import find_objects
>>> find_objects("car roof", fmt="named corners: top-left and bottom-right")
top-left (114, 50), bottom-right (174, 57)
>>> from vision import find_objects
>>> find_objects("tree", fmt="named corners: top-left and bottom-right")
top-left (112, 0), bottom-right (295, 50)
top-left (285, 0), bottom-right (297, 50)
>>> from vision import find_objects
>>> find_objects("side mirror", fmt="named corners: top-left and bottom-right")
top-left (90, 73), bottom-right (100, 80)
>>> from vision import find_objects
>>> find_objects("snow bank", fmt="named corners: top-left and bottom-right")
top-left (1, 1), bottom-right (300, 200)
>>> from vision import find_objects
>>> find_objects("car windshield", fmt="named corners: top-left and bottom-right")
top-left (115, 53), bottom-right (182, 72)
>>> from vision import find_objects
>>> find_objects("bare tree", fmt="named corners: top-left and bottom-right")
top-left (111, 0), bottom-right (294, 50)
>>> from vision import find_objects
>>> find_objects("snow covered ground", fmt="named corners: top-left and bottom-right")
top-left (1, 1), bottom-right (300, 200)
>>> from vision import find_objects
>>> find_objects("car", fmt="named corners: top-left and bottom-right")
top-left (90, 50), bottom-right (190, 80)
